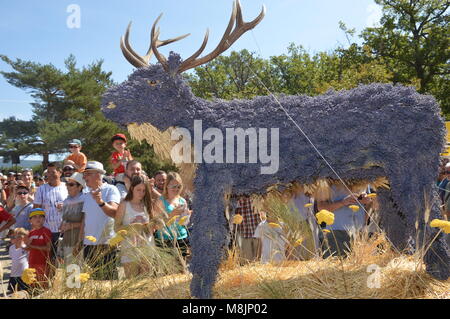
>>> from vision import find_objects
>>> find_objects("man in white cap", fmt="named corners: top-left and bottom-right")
top-left (82, 161), bottom-right (120, 279)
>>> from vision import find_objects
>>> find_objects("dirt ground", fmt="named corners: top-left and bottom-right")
top-left (0, 240), bottom-right (11, 297)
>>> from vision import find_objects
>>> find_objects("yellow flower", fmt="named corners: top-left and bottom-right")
top-left (443, 225), bottom-right (450, 234)
top-left (178, 215), bottom-right (189, 225)
top-left (268, 222), bottom-right (282, 229)
top-left (367, 193), bottom-right (377, 198)
top-left (79, 273), bottom-right (90, 283)
top-left (430, 219), bottom-right (448, 228)
top-left (349, 205), bottom-right (360, 212)
top-left (109, 233), bottom-right (126, 246)
top-left (430, 219), bottom-right (450, 234)
top-left (323, 229), bottom-right (331, 233)
top-left (316, 210), bottom-right (335, 226)
top-left (232, 214), bottom-right (243, 224)
top-left (304, 203), bottom-right (313, 208)
top-left (85, 236), bottom-right (97, 243)
top-left (294, 238), bottom-right (304, 247)
top-left (166, 215), bottom-right (180, 226)
top-left (117, 230), bottom-right (128, 236)
top-left (21, 268), bottom-right (37, 285)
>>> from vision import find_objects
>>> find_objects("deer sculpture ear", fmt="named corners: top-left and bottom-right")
top-left (167, 52), bottom-right (183, 75)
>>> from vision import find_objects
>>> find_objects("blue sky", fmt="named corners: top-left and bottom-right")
top-left (0, 0), bottom-right (382, 123)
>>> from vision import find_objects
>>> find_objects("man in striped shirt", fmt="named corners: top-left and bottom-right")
top-left (33, 162), bottom-right (68, 264)
top-left (234, 195), bottom-right (261, 264)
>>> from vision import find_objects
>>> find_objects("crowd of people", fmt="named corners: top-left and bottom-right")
top-left (0, 134), bottom-right (193, 293)
top-left (0, 133), bottom-right (448, 295)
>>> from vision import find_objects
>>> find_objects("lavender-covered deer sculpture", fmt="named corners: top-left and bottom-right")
top-left (102, 1), bottom-right (449, 298)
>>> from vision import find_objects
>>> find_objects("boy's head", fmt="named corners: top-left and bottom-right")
top-left (111, 133), bottom-right (127, 152)
top-left (29, 208), bottom-right (46, 228)
top-left (11, 227), bottom-right (29, 244)
top-left (68, 139), bottom-right (82, 153)
top-left (260, 210), bottom-right (277, 223)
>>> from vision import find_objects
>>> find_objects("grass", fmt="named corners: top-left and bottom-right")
top-left (34, 213), bottom-right (449, 299)
top-left (37, 234), bottom-right (449, 299)
top-left (7, 196), bottom-right (448, 299)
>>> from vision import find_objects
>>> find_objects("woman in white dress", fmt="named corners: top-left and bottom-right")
top-left (115, 175), bottom-right (155, 278)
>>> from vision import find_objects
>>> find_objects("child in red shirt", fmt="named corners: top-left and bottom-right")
top-left (24, 208), bottom-right (52, 287)
top-left (0, 206), bottom-right (15, 237)
top-left (110, 133), bottom-right (133, 177)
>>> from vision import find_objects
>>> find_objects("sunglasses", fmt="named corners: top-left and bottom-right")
top-left (168, 184), bottom-right (182, 190)
top-left (66, 182), bottom-right (80, 187)
top-left (17, 191), bottom-right (29, 195)
top-left (63, 168), bottom-right (74, 172)
top-left (69, 145), bottom-right (79, 148)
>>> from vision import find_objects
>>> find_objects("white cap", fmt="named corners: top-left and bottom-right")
top-left (85, 161), bottom-right (106, 174)
top-left (66, 172), bottom-right (86, 188)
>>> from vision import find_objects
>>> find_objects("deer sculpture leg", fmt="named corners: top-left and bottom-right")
top-left (189, 167), bottom-right (229, 298)
top-left (420, 186), bottom-right (450, 280)
top-left (383, 159), bottom-right (449, 280)
top-left (377, 188), bottom-right (409, 251)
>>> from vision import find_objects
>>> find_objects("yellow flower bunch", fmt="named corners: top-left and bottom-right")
top-left (109, 231), bottom-right (127, 246)
top-left (304, 203), bottom-right (313, 208)
top-left (178, 215), bottom-right (189, 226)
top-left (294, 238), bottom-right (304, 247)
top-left (268, 222), bottom-right (282, 229)
top-left (232, 214), bottom-right (243, 224)
top-left (21, 268), bottom-right (37, 285)
top-left (109, 230), bottom-right (128, 247)
top-left (349, 205), bottom-right (360, 212)
top-left (166, 215), bottom-right (180, 226)
top-left (117, 230), bottom-right (128, 236)
top-left (430, 219), bottom-right (450, 234)
top-left (79, 273), bottom-right (90, 283)
top-left (316, 210), bottom-right (334, 226)
top-left (85, 236), bottom-right (97, 243)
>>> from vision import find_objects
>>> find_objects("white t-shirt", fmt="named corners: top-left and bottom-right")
top-left (33, 183), bottom-right (69, 233)
top-left (254, 220), bottom-right (287, 264)
top-left (9, 244), bottom-right (29, 277)
top-left (83, 183), bottom-right (121, 245)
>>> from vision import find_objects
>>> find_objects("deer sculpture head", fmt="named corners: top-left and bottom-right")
top-left (102, 0), bottom-right (265, 132)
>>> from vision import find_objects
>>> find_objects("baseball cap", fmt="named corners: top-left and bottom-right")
top-left (111, 133), bottom-right (127, 143)
top-left (29, 208), bottom-right (46, 218)
top-left (68, 139), bottom-right (82, 146)
top-left (63, 164), bottom-right (75, 170)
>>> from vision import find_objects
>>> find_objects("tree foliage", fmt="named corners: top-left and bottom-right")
top-left (0, 55), bottom-right (169, 173)
top-left (361, 0), bottom-right (449, 112)
top-left (0, 116), bottom-right (40, 163)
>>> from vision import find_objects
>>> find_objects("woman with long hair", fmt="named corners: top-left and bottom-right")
top-left (154, 172), bottom-right (191, 259)
top-left (115, 175), bottom-right (154, 278)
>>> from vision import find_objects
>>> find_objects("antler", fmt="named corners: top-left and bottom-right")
top-left (120, 15), bottom-right (190, 68)
top-left (151, 0), bottom-right (265, 73)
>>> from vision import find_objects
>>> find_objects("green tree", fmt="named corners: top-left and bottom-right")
top-left (361, 0), bottom-right (449, 112)
top-left (0, 116), bottom-right (41, 164)
top-left (187, 49), bottom-right (273, 99)
top-left (0, 55), bottom-right (169, 173)
top-left (0, 55), bottom-right (129, 169)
